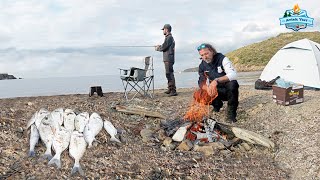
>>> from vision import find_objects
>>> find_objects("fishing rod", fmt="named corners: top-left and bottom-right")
top-left (102, 45), bottom-right (157, 48)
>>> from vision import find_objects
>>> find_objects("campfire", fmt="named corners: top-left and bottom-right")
top-left (182, 87), bottom-right (228, 144)
top-left (160, 87), bottom-right (274, 155)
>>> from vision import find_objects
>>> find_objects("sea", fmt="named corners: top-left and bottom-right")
top-left (0, 71), bottom-right (261, 99)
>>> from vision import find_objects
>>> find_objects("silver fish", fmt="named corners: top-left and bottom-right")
top-left (51, 108), bottom-right (64, 126)
top-left (36, 108), bottom-right (50, 128)
top-left (28, 124), bottom-right (40, 157)
top-left (69, 131), bottom-right (87, 176)
top-left (26, 111), bottom-right (38, 129)
top-left (63, 109), bottom-right (76, 131)
top-left (74, 112), bottom-right (89, 133)
top-left (103, 119), bottom-right (121, 143)
top-left (48, 127), bottom-right (71, 168)
top-left (38, 114), bottom-right (56, 160)
top-left (83, 112), bottom-right (103, 148)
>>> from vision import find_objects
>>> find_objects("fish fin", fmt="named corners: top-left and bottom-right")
top-left (71, 165), bottom-right (84, 176)
top-left (110, 137), bottom-right (121, 143)
top-left (28, 151), bottom-right (35, 157)
top-left (48, 156), bottom-right (61, 169)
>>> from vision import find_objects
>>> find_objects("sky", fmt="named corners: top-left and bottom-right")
top-left (0, 0), bottom-right (319, 78)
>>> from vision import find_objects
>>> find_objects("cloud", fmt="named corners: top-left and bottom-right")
top-left (0, 0), bottom-right (319, 78)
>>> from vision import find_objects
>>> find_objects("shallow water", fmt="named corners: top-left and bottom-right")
top-left (0, 71), bottom-right (261, 98)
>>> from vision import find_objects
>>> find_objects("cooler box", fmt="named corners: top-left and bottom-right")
top-left (272, 84), bottom-right (304, 106)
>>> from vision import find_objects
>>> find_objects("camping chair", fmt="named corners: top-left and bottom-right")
top-left (119, 56), bottom-right (154, 100)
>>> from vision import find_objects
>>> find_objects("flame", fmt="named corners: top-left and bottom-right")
top-left (293, 4), bottom-right (300, 14)
top-left (184, 85), bottom-right (218, 122)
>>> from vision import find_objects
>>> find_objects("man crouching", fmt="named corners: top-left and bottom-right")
top-left (197, 43), bottom-right (239, 123)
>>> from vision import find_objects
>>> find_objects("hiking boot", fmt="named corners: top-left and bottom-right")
top-left (164, 89), bottom-right (171, 94)
top-left (227, 117), bottom-right (237, 123)
top-left (169, 90), bottom-right (178, 96)
top-left (226, 106), bottom-right (237, 123)
top-left (226, 112), bottom-right (237, 123)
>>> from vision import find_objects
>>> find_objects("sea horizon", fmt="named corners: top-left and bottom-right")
top-left (0, 71), bottom-right (261, 99)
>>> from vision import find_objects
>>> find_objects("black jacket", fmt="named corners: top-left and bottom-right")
top-left (198, 53), bottom-right (226, 86)
top-left (159, 33), bottom-right (175, 63)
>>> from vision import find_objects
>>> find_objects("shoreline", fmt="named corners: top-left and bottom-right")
top-left (1, 85), bottom-right (319, 178)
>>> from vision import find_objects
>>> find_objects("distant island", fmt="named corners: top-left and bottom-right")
top-left (0, 73), bottom-right (17, 80)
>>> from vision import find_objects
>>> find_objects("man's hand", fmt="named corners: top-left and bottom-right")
top-left (200, 83), bottom-right (208, 92)
top-left (155, 45), bottom-right (161, 51)
top-left (207, 80), bottom-right (218, 98)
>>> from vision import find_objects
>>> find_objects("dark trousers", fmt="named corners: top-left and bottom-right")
top-left (164, 62), bottom-right (176, 91)
top-left (211, 80), bottom-right (239, 118)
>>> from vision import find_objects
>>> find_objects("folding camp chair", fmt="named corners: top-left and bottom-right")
top-left (119, 56), bottom-right (154, 100)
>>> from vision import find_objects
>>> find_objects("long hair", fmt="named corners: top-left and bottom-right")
top-left (203, 43), bottom-right (217, 55)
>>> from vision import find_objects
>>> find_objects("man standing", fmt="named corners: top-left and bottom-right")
top-left (197, 43), bottom-right (239, 123)
top-left (155, 24), bottom-right (177, 96)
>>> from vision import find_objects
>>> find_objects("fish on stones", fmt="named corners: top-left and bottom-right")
top-left (38, 114), bottom-right (56, 160)
top-left (83, 112), bottom-right (104, 148)
top-left (26, 111), bottom-right (38, 129)
top-left (28, 124), bottom-right (40, 157)
top-left (69, 131), bottom-right (87, 176)
top-left (36, 108), bottom-right (50, 128)
top-left (74, 112), bottom-right (89, 133)
top-left (48, 127), bottom-right (72, 169)
top-left (51, 108), bottom-right (64, 126)
top-left (103, 119), bottom-right (121, 143)
top-left (63, 109), bottom-right (76, 131)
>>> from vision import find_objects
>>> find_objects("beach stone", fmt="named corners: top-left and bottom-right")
top-left (140, 128), bottom-right (154, 143)
top-left (155, 129), bottom-right (167, 141)
top-left (242, 142), bottom-right (252, 151)
top-left (238, 144), bottom-right (246, 152)
top-left (207, 142), bottom-right (225, 150)
top-left (193, 144), bottom-right (215, 156)
top-left (177, 139), bottom-right (193, 151)
top-left (27, 102), bottom-right (33, 106)
top-left (163, 137), bottom-right (172, 147)
top-left (16, 127), bottom-right (24, 133)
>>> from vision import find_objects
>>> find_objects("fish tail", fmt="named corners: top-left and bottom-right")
top-left (42, 149), bottom-right (53, 160)
top-left (48, 155), bottom-right (61, 169)
top-left (43, 144), bottom-right (53, 159)
top-left (28, 151), bottom-right (35, 157)
top-left (110, 136), bottom-right (121, 143)
top-left (71, 165), bottom-right (84, 176)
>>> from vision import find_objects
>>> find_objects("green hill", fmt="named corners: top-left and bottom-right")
top-left (226, 31), bottom-right (320, 71)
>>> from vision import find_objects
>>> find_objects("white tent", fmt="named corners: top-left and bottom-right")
top-left (260, 38), bottom-right (320, 88)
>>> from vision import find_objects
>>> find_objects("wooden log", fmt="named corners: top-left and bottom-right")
top-left (115, 105), bottom-right (166, 119)
top-left (231, 127), bottom-right (275, 149)
top-left (214, 121), bottom-right (274, 149)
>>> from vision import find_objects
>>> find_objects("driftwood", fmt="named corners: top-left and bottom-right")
top-left (115, 105), bottom-right (166, 119)
top-left (231, 127), bottom-right (275, 149)
top-left (215, 121), bottom-right (275, 149)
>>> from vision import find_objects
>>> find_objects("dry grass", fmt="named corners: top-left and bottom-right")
top-left (226, 31), bottom-right (320, 70)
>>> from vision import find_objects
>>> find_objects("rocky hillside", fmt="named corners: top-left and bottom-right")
top-left (184, 31), bottom-right (320, 72)
top-left (226, 31), bottom-right (320, 71)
